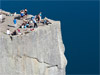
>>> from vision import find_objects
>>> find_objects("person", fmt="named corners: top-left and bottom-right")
top-left (29, 20), bottom-right (33, 25)
top-left (44, 17), bottom-right (52, 25)
top-left (17, 29), bottom-right (21, 35)
top-left (24, 8), bottom-right (28, 16)
top-left (38, 12), bottom-right (42, 23)
top-left (22, 25), bottom-right (24, 28)
top-left (20, 10), bottom-right (24, 18)
top-left (13, 18), bottom-right (17, 27)
top-left (7, 29), bottom-right (11, 35)
top-left (32, 16), bottom-right (38, 28)
top-left (25, 22), bottom-right (29, 27)
top-left (11, 30), bottom-right (17, 35)
top-left (26, 23), bottom-right (29, 27)
top-left (14, 12), bottom-right (17, 16)
top-left (30, 28), bottom-right (34, 31)
top-left (33, 19), bottom-right (37, 28)
top-left (24, 25), bottom-right (27, 29)
top-left (20, 23), bottom-right (25, 28)
top-left (0, 14), bottom-right (2, 22)
top-left (31, 16), bottom-right (38, 28)
top-left (31, 15), bottom-right (36, 20)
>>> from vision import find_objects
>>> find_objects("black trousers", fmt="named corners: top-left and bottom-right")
top-left (34, 23), bottom-right (38, 28)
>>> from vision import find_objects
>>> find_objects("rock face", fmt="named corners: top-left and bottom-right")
top-left (0, 10), bottom-right (67, 75)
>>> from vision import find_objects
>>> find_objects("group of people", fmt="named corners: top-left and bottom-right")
top-left (20, 8), bottom-right (28, 19)
top-left (7, 28), bottom-right (21, 35)
top-left (7, 8), bottom-right (52, 36)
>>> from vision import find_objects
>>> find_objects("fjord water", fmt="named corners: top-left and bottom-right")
top-left (1, 1), bottom-right (99, 74)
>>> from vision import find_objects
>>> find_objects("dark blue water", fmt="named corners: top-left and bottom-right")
top-left (1, 1), bottom-right (99, 74)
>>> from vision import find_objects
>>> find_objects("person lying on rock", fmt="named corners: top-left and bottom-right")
top-left (43, 17), bottom-right (52, 25)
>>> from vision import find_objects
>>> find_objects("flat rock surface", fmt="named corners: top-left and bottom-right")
top-left (0, 13), bottom-right (47, 36)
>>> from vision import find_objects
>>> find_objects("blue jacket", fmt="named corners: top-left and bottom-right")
top-left (13, 19), bottom-right (17, 24)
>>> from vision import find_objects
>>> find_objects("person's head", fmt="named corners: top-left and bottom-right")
top-left (7, 28), bottom-right (9, 30)
top-left (14, 17), bottom-right (16, 19)
top-left (25, 8), bottom-right (27, 11)
top-left (14, 30), bottom-right (16, 32)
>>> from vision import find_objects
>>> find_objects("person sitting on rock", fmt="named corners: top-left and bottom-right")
top-left (13, 18), bottom-right (17, 27)
top-left (7, 29), bottom-right (11, 35)
top-left (11, 30), bottom-right (17, 36)
top-left (21, 25), bottom-right (24, 28)
top-left (29, 20), bottom-right (33, 26)
top-left (17, 29), bottom-right (21, 35)
top-left (25, 22), bottom-right (30, 28)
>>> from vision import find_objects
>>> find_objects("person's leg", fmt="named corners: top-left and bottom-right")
top-left (34, 23), bottom-right (36, 28)
top-left (38, 17), bottom-right (40, 23)
top-left (46, 22), bottom-right (48, 25)
top-left (36, 23), bottom-right (38, 27)
top-left (40, 16), bottom-right (41, 23)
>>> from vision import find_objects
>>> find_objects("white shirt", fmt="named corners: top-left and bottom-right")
top-left (7, 30), bottom-right (11, 35)
top-left (0, 14), bottom-right (2, 20)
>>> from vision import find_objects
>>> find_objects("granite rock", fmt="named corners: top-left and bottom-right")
top-left (0, 10), bottom-right (67, 75)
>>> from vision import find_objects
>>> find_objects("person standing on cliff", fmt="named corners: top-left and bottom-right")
top-left (38, 12), bottom-right (42, 23)
top-left (13, 18), bottom-right (17, 27)
top-left (33, 18), bottom-right (38, 28)
top-left (31, 16), bottom-right (38, 28)
top-left (20, 10), bottom-right (24, 19)
top-left (24, 8), bottom-right (28, 16)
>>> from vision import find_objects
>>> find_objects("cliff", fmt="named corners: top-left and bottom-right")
top-left (0, 10), bottom-right (67, 75)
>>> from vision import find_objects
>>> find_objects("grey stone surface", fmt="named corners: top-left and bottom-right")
top-left (0, 10), bottom-right (67, 75)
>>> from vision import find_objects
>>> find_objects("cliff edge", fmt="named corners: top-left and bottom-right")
top-left (0, 10), bottom-right (67, 75)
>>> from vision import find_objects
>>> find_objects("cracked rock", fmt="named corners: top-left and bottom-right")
top-left (0, 10), bottom-right (67, 75)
